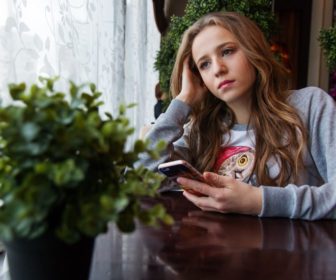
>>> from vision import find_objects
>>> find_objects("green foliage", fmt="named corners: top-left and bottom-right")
top-left (319, 26), bottom-right (336, 71)
top-left (0, 77), bottom-right (172, 243)
top-left (154, 0), bottom-right (276, 95)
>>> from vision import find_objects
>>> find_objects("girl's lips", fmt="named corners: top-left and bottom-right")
top-left (218, 80), bottom-right (234, 89)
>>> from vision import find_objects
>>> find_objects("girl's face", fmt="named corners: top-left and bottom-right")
top-left (191, 25), bottom-right (256, 113)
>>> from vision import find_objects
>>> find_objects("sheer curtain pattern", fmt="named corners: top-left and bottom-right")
top-left (124, 1), bottom-right (160, 137)
top-left (0, 0), bottom-right (160, 138)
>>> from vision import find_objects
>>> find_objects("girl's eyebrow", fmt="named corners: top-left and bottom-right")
top-left (195, 42), bottom-right (235, 64)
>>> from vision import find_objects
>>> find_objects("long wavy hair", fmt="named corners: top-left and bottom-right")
top-left (170, 12), bottom-right (307, 186)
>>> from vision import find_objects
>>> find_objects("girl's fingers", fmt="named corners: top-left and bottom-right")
top-left (182, 190), bottom-right (225, 212)
top-left (203, 172), bottom-right (234, 188)
top-left (177, 176), bottom-right (212, 196)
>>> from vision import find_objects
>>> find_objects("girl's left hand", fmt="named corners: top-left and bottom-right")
top-left (177, 172), bottom-right (262, 215)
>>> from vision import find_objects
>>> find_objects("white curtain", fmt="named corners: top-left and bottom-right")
top-left (0, 0), bottom-right (160, 141)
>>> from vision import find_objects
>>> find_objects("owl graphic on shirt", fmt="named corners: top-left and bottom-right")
top-left (213, 146), bottom-right (255, 183)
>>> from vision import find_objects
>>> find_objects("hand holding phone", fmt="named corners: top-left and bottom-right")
top-left (158, 160), bottom-right (206, 196)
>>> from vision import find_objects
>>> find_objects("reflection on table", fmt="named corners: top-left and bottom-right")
top-left (90, 192), bottom-right (336, 280)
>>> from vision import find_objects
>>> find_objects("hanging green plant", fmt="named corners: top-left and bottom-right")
top-left (154, 0), bottom-right (276, 96)
top-left (319, 25), bottom-right (336, 71)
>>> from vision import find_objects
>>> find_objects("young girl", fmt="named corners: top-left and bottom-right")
top-left (139, 12), bottom-right (336, 220)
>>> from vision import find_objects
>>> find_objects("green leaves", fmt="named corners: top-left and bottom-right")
top-left (21, 122), bottom-right (40, 141)
top-left (225, 0), bottom-right (275, 40)
top-left (0, 78), bottom-right (171, 243)
top-left (39, 159), bottom-right (85, 187)
top-left (319, 26), bottom-right (336, 71)
top-left (8, 83), bottom-right (26, 100)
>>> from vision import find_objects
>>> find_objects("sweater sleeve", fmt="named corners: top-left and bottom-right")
top-left (259, 87), bottom-right (336, 220)
top-left (136, 99), bottom-right (192, 171)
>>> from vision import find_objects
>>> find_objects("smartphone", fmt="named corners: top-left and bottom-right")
top-left (158, 160), bottom-right (205, 196)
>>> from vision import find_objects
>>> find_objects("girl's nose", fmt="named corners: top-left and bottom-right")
top-left (214, 58), bottom-right (227, 76)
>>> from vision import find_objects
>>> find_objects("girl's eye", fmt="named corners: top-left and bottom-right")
top-left (221, 48), bottom-right (234, 57)
top-left (199, 61), bottom-right (210, 70)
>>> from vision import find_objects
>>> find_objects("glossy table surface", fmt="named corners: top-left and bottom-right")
top-left (90, 192), bottom-right (336, 280)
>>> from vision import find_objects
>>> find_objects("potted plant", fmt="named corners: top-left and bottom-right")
top-left (0, 77), bottom-right (172, 280)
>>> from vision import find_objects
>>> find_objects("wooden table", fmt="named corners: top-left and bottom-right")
top-left (90, 192), bottom-right (336, 280)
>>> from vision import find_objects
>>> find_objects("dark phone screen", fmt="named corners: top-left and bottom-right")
top-left (159, 163), bottom-right (206, 196)
top-left (159, 164), bottom-right (202, 181)
top-left (159, 164), bottom-right (190, 177)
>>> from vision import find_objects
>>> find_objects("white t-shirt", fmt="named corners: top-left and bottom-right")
top-left (214, 124), bottom-right (280, 185)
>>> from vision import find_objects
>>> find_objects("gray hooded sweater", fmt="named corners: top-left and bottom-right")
top-left (137, 87), bottom-right (336, 220)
